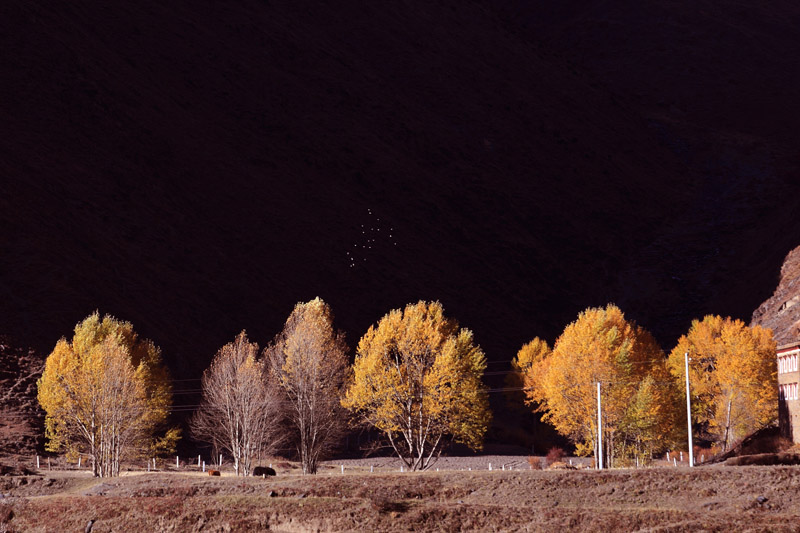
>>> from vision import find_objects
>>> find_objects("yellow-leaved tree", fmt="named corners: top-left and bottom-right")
top-left (342, 301), bottom-right (491, 470)
top-left (667, 315), bottom-right (776, 451)
top-left (515, 304), bottom-right (680, 467)
top-left (38, 313), bottom-right (176, 477)
top-left (265, 298), bottom-right (349, 475)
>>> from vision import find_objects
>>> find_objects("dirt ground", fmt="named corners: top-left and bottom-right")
top-left (2, 458), bottom-right (800, 532)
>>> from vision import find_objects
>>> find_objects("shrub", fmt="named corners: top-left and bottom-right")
top-left (0, 505), bottom-right (13, 524)
top-left (527, 456), bottom-right (543, 470)
top-left (545, 447), bottom-right (566, 466)
top-left (208, 470), bottom-right (221, 476)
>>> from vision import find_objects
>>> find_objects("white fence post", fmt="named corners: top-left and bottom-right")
top-left (202, 461), bottom-right (206, 473)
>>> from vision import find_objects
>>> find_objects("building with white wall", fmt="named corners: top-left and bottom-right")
top-left (777, 341), bottom-right (800, 442)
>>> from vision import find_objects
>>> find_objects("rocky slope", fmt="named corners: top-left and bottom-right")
top-left (0, 337), bottom-right (44, 456)
top-left (752, 246), bottom-right (800, 345)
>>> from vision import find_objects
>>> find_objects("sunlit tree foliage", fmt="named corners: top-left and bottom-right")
top-left (38, 312), bottom-right (175, 477)
top-left (667, 315), bottom-right (776, 451)
top-left (516, 304), bottom-right (681, 466)
top-left (343, 301), bottom-right (491, 470)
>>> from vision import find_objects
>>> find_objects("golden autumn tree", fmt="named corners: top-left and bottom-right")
top-left (342, 301), bottom-right (491, 470)
top-left (509, 337), bottom-right (551, 401)
top-left (515, 304), bottom-right (681, 466)
top-left (265, 298), bottom-right (349, 475)
top-left (38, 312), bottom-right (175, 477)
top-left (667, 315), bottom-right (776, 451)
top-left (503, 337), bottom-right (551, 419)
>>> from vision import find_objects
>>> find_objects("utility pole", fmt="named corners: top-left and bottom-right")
top-left (685, 352), bottom-right (694, 467)
top-left (597, 381), bottom-right (603, 470)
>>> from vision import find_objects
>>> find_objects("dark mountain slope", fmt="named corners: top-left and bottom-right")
top-left (753, 245), bottom-right (800, 344)
top-left (0, 0), bottom-right (794, 382)
top-left (0, 337), bottom-right (43, 456)
top-left (494, 0), bottom-right (800, 336)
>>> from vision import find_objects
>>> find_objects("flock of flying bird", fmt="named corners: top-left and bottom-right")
top-left (346, 209), bottom-right (397, 268)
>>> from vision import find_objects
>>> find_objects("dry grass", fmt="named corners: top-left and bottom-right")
top-left (3, 464), bottom-right (800, 531)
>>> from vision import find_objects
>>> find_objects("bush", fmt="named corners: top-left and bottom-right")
top-left (0, 505), bottom-right (13, 524)
top-left (527, 456), bottom-right (543, 470)
top-left (545, 447), bottom-right (566, 466)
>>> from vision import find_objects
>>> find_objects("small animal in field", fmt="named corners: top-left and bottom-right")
top-left (208, 470), bottom-right (221, 476)
top-left (252, 466), bottom-right (276, 477)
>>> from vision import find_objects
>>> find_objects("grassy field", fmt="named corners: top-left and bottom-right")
top-left (2, 460), bottom-right (800, 532)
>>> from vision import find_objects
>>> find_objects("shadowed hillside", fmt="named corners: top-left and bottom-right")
top-left (1, 0), bottom-right (797, 385)
top-left (494, 0), bottom-right (800, 338)
top-left (0, 337), bottom-right (44, 456)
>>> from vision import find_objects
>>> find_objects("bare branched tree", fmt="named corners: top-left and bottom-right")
top-left (266, 298), bottom-right (349, 474)
top-left (191, 332), bottom-right (281, 476)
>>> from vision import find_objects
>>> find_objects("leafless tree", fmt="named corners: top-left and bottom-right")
top-left (191, 332), bottom-right (282, 476)
top-left (266, 298), bottom-right (349, 474)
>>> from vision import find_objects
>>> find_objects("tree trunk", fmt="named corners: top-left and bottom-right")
top-left (723, 399), bottom-right (732, 452)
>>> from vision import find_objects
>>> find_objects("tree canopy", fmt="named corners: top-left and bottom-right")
top-left (667, 315), bottom-right (776, 451)
top-left (342, 301), bottom-right (490, 470)
top-left (38, 312), bottom-right (174, 477)
top-left (266, 297), bottom-right (349, 474)
top-left (516, 304), bottom-right (680, 466)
